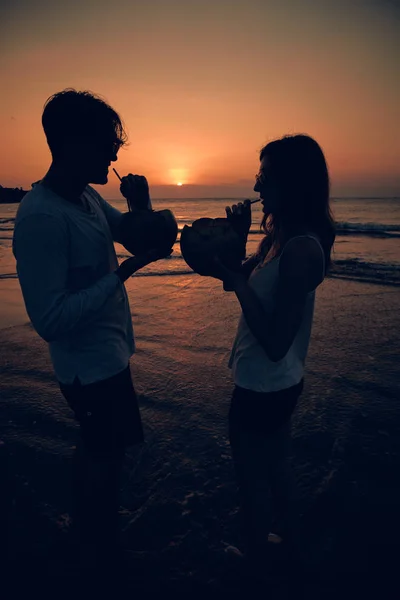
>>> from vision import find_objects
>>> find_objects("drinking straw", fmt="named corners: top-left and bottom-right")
top-left (113, 168), bottom-right (131, 211)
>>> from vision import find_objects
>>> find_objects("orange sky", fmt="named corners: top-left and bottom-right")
top-left (1, 0), bottom-right (399, 198)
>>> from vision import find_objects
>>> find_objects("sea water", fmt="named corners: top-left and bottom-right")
top-left (1, 196), bottom-right (399, 285)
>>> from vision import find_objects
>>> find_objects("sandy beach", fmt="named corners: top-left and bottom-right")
top-left (1, 274), bottom-right (400, 598)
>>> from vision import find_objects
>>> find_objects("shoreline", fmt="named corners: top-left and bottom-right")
top-left (1, 272), bottom-right (399, 333)
top-left (1, 275), bottom-right (400, 596)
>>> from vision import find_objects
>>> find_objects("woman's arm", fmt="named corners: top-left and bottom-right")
top-left (221, 253), bottom-right (259, 291)
top-left (240, 253), bottom-right (260, 279)
top-left (215, 236), bottom-right (324, 362)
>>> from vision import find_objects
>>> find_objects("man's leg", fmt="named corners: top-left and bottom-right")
top-left (63, 366), bottom-right (143, 569)
top-left (71, 439), bottom-right (124, 568)
top-left (61, 373), bottom-right (124, 568)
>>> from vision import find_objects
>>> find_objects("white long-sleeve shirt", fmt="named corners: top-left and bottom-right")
top-left (12, 182), bottom-right (135, 385)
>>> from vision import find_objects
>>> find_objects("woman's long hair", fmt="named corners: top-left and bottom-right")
top-left (257, 134), bottom-right (335, 272)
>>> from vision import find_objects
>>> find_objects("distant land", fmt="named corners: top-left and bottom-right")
top-left (0, 185), bottom-right (28, 203)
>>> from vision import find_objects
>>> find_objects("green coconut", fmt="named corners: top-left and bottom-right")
top-left (119, 209), bottom-right (178, 255)
top-left (180, 217), bottom-right (246, 276)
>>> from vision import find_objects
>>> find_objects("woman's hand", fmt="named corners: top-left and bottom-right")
top-left (116, 247), bottom-right (173, 283)
top-left (120, 174), bottom-right (152, 211)
top-left (225, 199), bottom-right (252, 240)
top-left (210, 256), bottom-right (247, 292)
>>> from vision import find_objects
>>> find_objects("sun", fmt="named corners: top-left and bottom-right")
top-left (169, 168), bottom-right (188, 185)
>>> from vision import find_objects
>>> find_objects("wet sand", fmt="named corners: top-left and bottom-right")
top-left (1, 275), bottom-right (400, 598)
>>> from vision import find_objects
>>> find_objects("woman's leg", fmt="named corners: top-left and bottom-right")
top-left (264, 420), bottom-right (297, 542)
top-left (229, 402), bottom-right (296, 557)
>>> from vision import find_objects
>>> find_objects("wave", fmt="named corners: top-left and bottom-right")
top-left (2, 258), bottom-right (398, 285)
top-left (180, 222), bottom-right (400, 238)
top-left (249, 223), bottom-right (400, 238)
top-left (0, 218), bottom-right (15, 232)
top-left (130, 269), bottom-right (194, 277)
top-left (116, 252), bottom-right (182, 260)
top-left (329, 259), bottom-right (400, 286)
top-left (0, 269), bottom-right (194, 280)
top-left (3, 215), bottom-right (400, 238)
top-left (335, 222), bottom-right (400, 237)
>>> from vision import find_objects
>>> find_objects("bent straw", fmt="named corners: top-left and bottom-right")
top-left (113, 167), bottom-right (122, 181)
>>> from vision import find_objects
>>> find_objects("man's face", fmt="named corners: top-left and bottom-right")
top-left (67, 132), bottom-right (121, 184)
top-left (84, 135), bottom-right (121, 184)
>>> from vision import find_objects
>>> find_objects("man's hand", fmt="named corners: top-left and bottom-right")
top-left (120, 174), bottom-right (152, 211)
top-left (116, 247), bottom-right (173, 283)
top-left (225, 199), bottom-right (252, 240)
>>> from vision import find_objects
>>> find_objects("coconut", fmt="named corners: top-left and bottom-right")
top-left (180, 217), bottom-right (246, 276)
top-left (119, 209), bottom-right (178, 255)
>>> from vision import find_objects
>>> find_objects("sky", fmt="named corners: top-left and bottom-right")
top-left (1, 0), bottom-right (399, 198)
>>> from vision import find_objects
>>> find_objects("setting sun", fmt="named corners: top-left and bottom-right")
top-left (0, 0), bottom-right (398, 200)
top-left (168, 169), bottom-right (189, 187)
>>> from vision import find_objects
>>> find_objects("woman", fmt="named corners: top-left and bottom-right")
top-left (211, 134), bottom-right (335, 568)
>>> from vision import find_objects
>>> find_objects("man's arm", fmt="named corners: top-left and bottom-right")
top-left (13, 214), bottom-right (121, 343)
top-left (87, 186), bottom-right (124, 243)
top-left (88, 186), bottom-right (154, 247)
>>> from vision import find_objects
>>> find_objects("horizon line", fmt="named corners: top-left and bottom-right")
top-left (107, 195), bottom-right (400, 201)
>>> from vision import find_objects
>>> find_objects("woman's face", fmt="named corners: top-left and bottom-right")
top-left (254, 156), bottom-right (279, 216)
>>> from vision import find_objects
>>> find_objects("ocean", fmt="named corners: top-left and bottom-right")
top-left (1, 196), bottom-right (399, 285)
top-left (1, 196), bottom-right (400, 589)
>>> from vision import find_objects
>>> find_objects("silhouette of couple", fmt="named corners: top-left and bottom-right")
top-left (13, 89), bottom-right (335, 577)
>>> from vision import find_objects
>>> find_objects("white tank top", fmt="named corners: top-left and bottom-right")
top-left (229, 234), bottom-right (325, 393)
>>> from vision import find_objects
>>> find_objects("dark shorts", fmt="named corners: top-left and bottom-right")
top-left (59, 365), bottom-right (144, 460)
top-left (229, 379), bottom-right (304, 436)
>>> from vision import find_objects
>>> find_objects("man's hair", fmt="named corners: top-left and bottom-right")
top-left (42, 88), bottom-right (128, 158)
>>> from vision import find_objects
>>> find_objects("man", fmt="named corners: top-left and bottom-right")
top-left (12, 89), bottom-right (171, 569)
